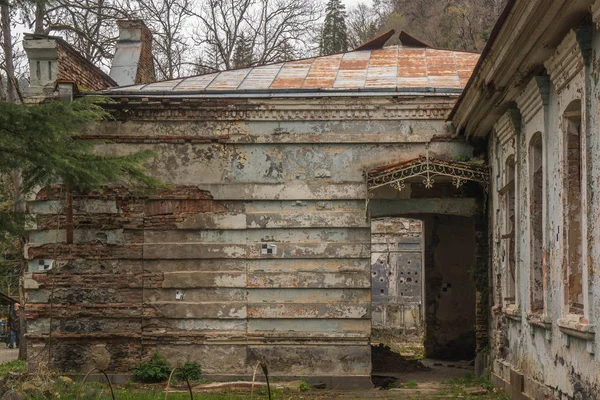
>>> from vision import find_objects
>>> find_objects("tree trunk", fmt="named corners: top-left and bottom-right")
top-left (34, 0), bottom-right (45, 34)
top-left (2, 2), bottom-right (27, 361)
top-left (1, 2), bottom-right (17, 103)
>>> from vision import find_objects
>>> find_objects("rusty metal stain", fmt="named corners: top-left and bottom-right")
top-left (303, 54), bottom-right (343, 89)
top-left (333, 69), bottom-right (368, 88)
top-left (365, 47), bottom-right (398, 88)
top-left (369, 47), bottom-right (398, 67)
top-left (108, 46), bottom-right (480, 93)
top-left (339, 50), bottom-right (371, 71)
top-left (239, 64), bottom-right (284, 90)
top-left (270, 59), bottom-right (313, 89)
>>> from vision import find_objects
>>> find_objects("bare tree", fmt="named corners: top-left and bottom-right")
top-left (17, 0), bottom-right (133, 69)
top-left (347, 3), bottom-right (381, 49)
top-left (190, 0), bottom-right (253, 71)
top-left (129, 0), bottom-right (193, 80)
top-left (1, 0), bottom-right (18, 102)
top-left (251, 0), bottom-right (321, 64)
top-left (1, 0), bottom-right (27, 362)
top-left (190, 0), bottom-right (321, 71)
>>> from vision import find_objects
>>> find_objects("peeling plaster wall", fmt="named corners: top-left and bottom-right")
top-left (489, 20), bottom-right (600, 399)
top-left (24, 95), bottom-right (475, 383)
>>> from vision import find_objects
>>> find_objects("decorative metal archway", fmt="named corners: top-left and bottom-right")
top-left (367, 155), bottom-right (490, 196)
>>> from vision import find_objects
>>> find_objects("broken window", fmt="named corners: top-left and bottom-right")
top-left (529, 132), bottom-right (544, 313)
top-left (500, 156), bottom-right (516, 305)
top-left (563, 100), bottom-right (583, 315)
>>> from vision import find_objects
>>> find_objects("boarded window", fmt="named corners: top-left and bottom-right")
top-left (529, 132), bottom-right (544, 313)
top-left (563, 100), bottom-right (583, 314)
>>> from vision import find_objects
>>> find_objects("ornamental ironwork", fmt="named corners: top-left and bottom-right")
top-left (367, 155), bottom-right (489, 195)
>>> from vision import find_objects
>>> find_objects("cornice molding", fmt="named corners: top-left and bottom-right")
top-left (515, 76), bottom-right (549, 124)
top-left (495, 108), bottom-right (521, 147)
top-left (545, 28), bottom-right (592, 94)
top-left (107, 102), bottom-right (456, 121)
top-left (592, 0), bottom-right (600, 29)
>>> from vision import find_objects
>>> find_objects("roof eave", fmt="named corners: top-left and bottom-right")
top-left (87, 87), bottom-right (466, 98)
top-left (447, 0), bottom-right (516, 136)
top-left (449, 0), bottom-right (594, 140)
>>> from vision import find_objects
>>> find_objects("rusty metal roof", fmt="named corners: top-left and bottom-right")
top-left (107, 46), bottom-right (480, 95)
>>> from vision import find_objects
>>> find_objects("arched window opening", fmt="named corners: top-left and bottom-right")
top-left (529, 132), bottom-right (544, 313)
top-left (563, 100), bottom-right (583, 314)
top-left (501, 156), bottom-right (516, 305)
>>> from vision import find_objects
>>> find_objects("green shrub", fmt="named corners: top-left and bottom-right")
top-left (133, 351), bottom-right (172, 383)
top-left (0, 360), bottom-right (26, 377)
top-left (298, 379), bottom-right (310, 391)
top-left (174, 361), bottom-right (202, 382)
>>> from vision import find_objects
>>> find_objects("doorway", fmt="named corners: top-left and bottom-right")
top-left (371, 217), bottom-right (425, 359)
top-left (366, 156), bottom-right (488, 382)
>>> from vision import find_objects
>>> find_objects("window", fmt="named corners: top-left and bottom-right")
top-left (563, 100), bottom-right (583, 315)
top-left (501, 156), bottom-right (516, 305)
top-left (529, 133), bottom-right (544, 313)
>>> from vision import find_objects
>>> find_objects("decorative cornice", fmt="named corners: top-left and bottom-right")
top-left (106, 102), bottom-right (456, 121)
top-left (592, 0), bottom-right (600, 29)
top-left (544, 28), bottom-right (592, 94)
top-left (515, 76), bottom-right (549, 124)
top-left (495, 108), bottom-right (521, 146)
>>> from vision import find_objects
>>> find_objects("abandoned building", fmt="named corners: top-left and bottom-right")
top-left (17, 0), bottom-right (600, 397)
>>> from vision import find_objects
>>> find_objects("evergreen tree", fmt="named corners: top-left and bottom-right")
top-left (319, 0), bottom-right (349, 56)
top-left (232, 33), bottom-right (254, 69)
top-left (0, 97), bottom-right (161, 237)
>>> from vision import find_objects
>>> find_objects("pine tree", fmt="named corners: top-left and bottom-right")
top-left (232, 33), bottom-right (254, 69)
top-left (0, 97), bottom-right (161, 237)
top-left (320, 0), bottom-right (349, 56)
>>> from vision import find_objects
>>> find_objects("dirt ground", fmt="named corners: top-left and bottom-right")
top-left (0, 343), bottom-right (507, 399)
top-left (0, 348), bottom-right (18, 364)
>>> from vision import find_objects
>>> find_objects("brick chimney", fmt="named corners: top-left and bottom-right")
top-left (110, 20), bottom-right (156, 86)
top-left (23, 34), bottom-right (117, 100)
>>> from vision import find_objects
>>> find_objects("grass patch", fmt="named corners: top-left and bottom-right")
top-left (0, 360), bottom-right (26, 377)
top-left (23, 381), bottom-right (326, 400)
top-left (441, 372), bottom-right (509, 400)
top-left (447, 372), bottom-right (494, 390)
top-left (403, 380), bottom-right (418, 388)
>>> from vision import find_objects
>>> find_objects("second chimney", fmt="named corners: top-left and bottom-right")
top-left (110, 20), bottom-right (156, 86)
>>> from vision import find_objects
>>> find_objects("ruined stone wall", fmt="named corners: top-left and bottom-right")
top-left (488, 20), bottom-right (600, 399)
top-left (24, 95), bottom-right (475, 384)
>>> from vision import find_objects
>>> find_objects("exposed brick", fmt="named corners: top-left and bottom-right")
top-left (56, 40), bottom-right (116, 90)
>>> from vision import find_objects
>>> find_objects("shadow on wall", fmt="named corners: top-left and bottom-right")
top-left (423, 215), bottom-right (477, 361)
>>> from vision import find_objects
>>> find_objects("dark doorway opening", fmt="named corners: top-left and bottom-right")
top-left (366, 157), bottom-right (488, 383)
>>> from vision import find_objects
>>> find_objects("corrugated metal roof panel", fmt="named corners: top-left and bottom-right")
top-left (140, 79), bottom-right (183, 91)
top-left (238, 64), bottom-right (283, 90)
top-left (173, 73), bottom-right (219, 91)
top-left (107, 46), bottom-right (480, 94)
top-left (339, 51), bottom-right (371, 70)
top-left (207, 69), bottom-right (252, 90)
top-left (303, 54), bottom-right (343, 89)
top-left (270, 59), bottom-right (313, 89)
top-left (333, 69), bottom-right (368, 88)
